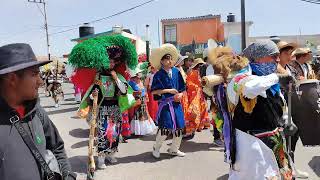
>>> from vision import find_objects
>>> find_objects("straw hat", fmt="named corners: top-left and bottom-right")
top-left (277, 41), bottom-right (297, 51)
top-left (190, 58), bottom-right (205, 69)
top-left (175, 55), bottom-right (188, 66)
top-left (150, 44), bottom-right (179, 70)
top-left (208, 46), bottom-right (233, 65)
top-left (128, 66), bottom-right (143, 77)
top-left (292, 48), bottom-right (312, 56)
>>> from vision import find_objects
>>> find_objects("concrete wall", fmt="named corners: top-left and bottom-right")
top-left (223, 21), bottom-right (253, 54)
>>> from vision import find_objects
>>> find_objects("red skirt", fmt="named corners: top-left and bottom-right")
top-left (121, 110), bottom-right (131, 138)
top-left (147, 91), bottom-right (158, 121)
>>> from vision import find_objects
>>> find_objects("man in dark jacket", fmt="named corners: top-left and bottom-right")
top-left (0, 43), bottom-right (76, 180)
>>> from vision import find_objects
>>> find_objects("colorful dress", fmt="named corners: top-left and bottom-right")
top-left (82, 73), bottom-right (130, 155)
top-left (227, 67), bottom-right (293, 180)
top-left (185, 69), bottom-right (210, 135)
top-left (129, 80), bottom-right (156, 135)
top-left (121, 110), bottom-right (131, 138)
top-left (145, 73), bottom-right (158, 121)
top-left (151, 67), bottom-right (186, 135)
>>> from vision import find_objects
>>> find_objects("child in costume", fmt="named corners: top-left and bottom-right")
top-left (129, 68), bottom-right (156, 135)
top-left (68, 35), bottom-right (138, 169)
top-left (150, 44), bottom-right (186, 158)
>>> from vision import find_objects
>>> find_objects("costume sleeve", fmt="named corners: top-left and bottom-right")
top-left (39, 107), bottom-right (77, 180)
top-left (129, 81), bottom-right (139, 91)
top-left (240, 73), bottom-right (279, 99)
top-left (115, 77), bottom-right (127, 94)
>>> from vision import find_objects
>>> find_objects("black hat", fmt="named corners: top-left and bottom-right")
top-left (0, 43), bottom-right (51, 75)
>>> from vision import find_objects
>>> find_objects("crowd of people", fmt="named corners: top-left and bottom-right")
top-left (68, 35), bottom-right (319, 179)
top-left (1, 34), bottom-right (319, 180)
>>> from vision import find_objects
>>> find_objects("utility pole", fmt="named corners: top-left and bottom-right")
top-left (241, 0), bottom-right (246, 50)
top-left (146, 24), bottom-right (150, 62)
top-left (28, 0), bottom-right (53, 76)
top-left (28, 0), bottom-right (50, 61)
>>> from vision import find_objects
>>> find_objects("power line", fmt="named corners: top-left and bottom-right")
top-left (89, 0), bottom-right (157, 24)
top-left (300, 0), bottom-right (320, 4)
top-left (49, 0), bottom-right (158, 36)
top-left (36, 3), bottom-right (45, 17)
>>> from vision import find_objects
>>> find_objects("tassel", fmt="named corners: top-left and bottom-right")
top-left (238, 85), bottom-right (257, 114)
top-left (240, 94), bottom-right (257, 113)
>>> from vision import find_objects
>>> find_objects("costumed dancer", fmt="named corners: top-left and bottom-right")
top-left (65, 63), bottom-right (83, 103)
top-left (129, 68), bottom-right (156, 135)
top-left (174, 55), bottom-right (191, 139)
top-left (114, 61), bottom-right (132, 143)
top-left (204, 46), bottom-right (233, 147)
top-left (226, 40), bottom-right (293, 179)
top-left (47, 68), bottom-right (64, 108)
top-left (144, 66), bottom-right (159, 121)
top-left (185, 58), bottom-right (210, 135)
top-left (150, 44), bottom-right (186, 158)
top-left (175, 55), bottom-right (195, 140)
top-left (68, 35), bottom-right (137, 172)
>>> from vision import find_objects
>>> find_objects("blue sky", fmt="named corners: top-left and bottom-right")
top-left (0, 0), bottom-right (319, 56)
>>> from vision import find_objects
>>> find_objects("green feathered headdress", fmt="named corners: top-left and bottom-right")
top-left (68, 35), bottom-right (138, 70)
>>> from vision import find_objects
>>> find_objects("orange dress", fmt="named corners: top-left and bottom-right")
top-left (185, 69), bottom-right (210, 134)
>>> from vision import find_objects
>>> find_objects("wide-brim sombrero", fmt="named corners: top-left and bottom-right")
top-left (190, 58), bottom-right (205, 69)
top-left (150, 44), bottom-right (179, 70)
top-left (277, 41), bottom-right (297, 51)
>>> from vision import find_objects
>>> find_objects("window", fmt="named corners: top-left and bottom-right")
top-left (164, 25), bottom-right (177, 43)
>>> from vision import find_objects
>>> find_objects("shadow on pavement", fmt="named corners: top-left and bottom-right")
top-left (65, 98), bottom-right (75, 102)
top-left (42, 105), bottom-right (55, 108)
top-left (69, 128), bottom-right (89, 138)
top-left (47, 107), bottom-right (78, 115)
top-left (62, 102), bottom-right (80, 106)
top-left (63, 92), bottom-right (75, 96)
top-left (216, 174), bottom-right (229, 180)
top-left (138, 134), bottom-right (174, 142)
top-left (71, 140), bottom-right (88, 149)
top-left (308, 156), bottom-right (320, 177)
top-left (69, 156), bottom-right (89, 174)
top-left (180, 141), bottom-right (224, 153)
top-left (117, 151), bottom-right (173, 164)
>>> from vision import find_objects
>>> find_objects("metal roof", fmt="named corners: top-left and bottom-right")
top-left (71, 30), bottom-right (114, 42)
top-left (161, 14), bottom-right (220, 23)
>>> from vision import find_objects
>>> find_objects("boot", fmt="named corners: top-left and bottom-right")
top-left (97, 155), bottom-right (107, 169)
top-left (152, 130), bottom-right (167, 159)
top-left (167, 133), bottom-right (185, 157)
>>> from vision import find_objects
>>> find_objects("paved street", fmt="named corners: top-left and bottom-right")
top-left (40, 83), bottom-right (320, 180)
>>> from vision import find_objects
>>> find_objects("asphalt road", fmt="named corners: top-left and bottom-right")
top-left (40, 83), bottom-right (320, 180)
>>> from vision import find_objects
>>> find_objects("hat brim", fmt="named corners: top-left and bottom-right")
top-left (150, 44), bottom-right (179, 70)
top-left (190, 59), bottom-right (205, 69)
top-left (0, 60), bottom-right (51, 75)
top-left (278, 42), bottom-right (297, 51)
top-left (129, 69), bottom-right (143, 77)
